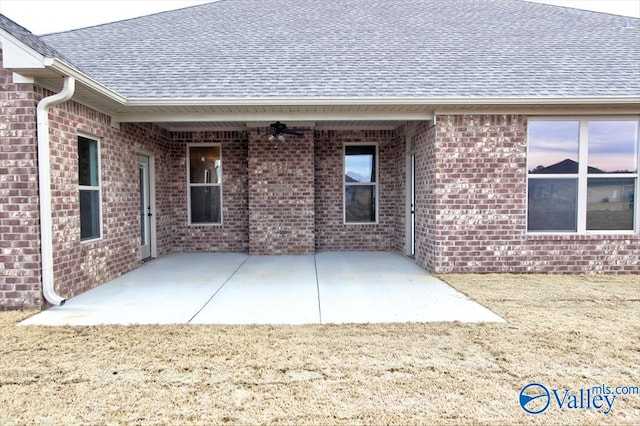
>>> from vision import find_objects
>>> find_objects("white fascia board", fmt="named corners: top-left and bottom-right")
top-left (124, 96), bottom-right (640, 107)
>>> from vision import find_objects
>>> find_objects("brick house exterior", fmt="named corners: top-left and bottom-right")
top-left (1, 0), bottom-right (639, 309)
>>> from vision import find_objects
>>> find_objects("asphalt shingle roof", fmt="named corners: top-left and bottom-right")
top-left (26, 0), bottom-right (640, 99)
top-left (0, 14), bottom-right (76, 67)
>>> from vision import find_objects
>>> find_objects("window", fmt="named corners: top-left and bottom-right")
top-left (78, 135), bottom-right (101, 240)
top-left (188, 144), bottom-right (222, 224)
top-left (344, 144), bottom-right (377, 223)
top-left (527, 119), bottom-right (639, 233)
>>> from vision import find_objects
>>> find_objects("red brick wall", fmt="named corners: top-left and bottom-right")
top-left (522, 235), bottom-right (639, 273)
top-left (411, 121), bottom-right (437, 271)
top-left (46, 98), bottom-right (174, 302)
top-left (171, 131), bottom-right (249, 252)
top-left (314, 129), bottom-right (400, 251)
top-left (248, 129), bottom-right (315, 254)
top-left (429, 114), bottom-right (639, 273)
top-left (389, 129), bottom-right (406, 254)
top-left (0, 50), bottom-right (41, 309)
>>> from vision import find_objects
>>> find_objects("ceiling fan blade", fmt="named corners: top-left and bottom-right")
top-left (283, 129), bottom-right (305, 136)
top-left (284, 127), bottom-right (312, 134)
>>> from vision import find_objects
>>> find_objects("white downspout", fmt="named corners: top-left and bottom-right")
top-left (37, 76), bottom-right (76, 306)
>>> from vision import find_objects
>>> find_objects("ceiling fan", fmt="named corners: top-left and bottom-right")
top-left (265, 121), bottom-right (311, 141)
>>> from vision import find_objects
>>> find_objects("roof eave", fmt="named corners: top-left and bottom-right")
top-left (44, 58), bottom-right (128, 105)
top-left (124, 96), bottom-right (640, 107)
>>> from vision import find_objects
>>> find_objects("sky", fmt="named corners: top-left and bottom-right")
top-left (0, 0), bottom-right (638, 35)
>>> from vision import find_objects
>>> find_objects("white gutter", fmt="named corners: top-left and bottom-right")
top-left (37, 76), bottom-right (76, 306)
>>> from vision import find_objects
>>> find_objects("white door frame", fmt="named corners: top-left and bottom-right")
top-left (405, 132), bottom-right (416, 257)
top-left (138, 153), bottom-right (156, 260)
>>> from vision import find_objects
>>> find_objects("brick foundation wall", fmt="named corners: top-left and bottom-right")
top-left (430, 114), bottom-right (639, 273)
top-left (171, 131), bottom-right (249, 252)
top-left (522, 235), bottom-right (638, 273)
top-left (0, 50), bottom-right (41, 309)
top-left (248, 129), bottom-right (315, 254)
top-left (314, 130), bottom-right (400, 251)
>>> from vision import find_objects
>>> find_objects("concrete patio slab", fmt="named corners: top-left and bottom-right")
top-left (20, 252), bottom-right (503, 326)
top-left (316, 252), bottom-right (503, 323)
top-left (20, 253), bottom-right (249, 326)
top-left (190, 255), bottom-right (320, 325)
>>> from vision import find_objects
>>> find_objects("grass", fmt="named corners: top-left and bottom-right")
top-left (1, 274), bottom-right (638, 425)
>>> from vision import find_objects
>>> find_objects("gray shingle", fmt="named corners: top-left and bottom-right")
top-left (0, 14), bottom-right (78, 69)
top-left (29, 0), bottom-right (640, 99)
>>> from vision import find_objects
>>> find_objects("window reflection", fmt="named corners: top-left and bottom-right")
top-left (190, 146), bottom-right (221, 184)
top-left (344, 144), bottom-right (377, 223)
top-left (188, 145), bottom-right (222, 224)
top-left (345, 186), bottom-right (375, 222)
top-left (588, 121), bottom-right (638, 173)
top-left (528, 179), bottom-right (578, 231)
top-left (345, 145), bottom-right (376, 183)
top-left (190, 186), bottom-right (221, 223)
top-left (528, 121), bottom-right (579, 174)
top-left (78, 136), bottom-right (99, 186)
top-left (527, 119), bottom-right (638, 233)
top-left (587, 178), bottom-right (635, 230)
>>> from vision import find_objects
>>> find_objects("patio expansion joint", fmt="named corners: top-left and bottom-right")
top-left (187, 254), bottom-right (251, 324)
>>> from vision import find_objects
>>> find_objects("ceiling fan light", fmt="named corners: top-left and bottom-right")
top-left (268, 135), bottom-right (275, 141)
top-left (278, 135), bottom-right (285, 142)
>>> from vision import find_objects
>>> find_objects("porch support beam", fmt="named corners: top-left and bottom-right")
top-left (113, 111), bottom-right (434, 124)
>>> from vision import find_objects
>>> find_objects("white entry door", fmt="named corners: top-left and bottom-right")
top-left (406, 135), bottom-right (416, 257)
top-left (139, 155), bottom-right (152, 260)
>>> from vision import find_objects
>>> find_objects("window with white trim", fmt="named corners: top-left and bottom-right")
top-left (78, 135), bottom-right (102, 241)
top-left (344, 144), bottom-right (378, 223)
top-left (187, 144), bottom-right (222, 224)
top-left (527, 118), bottom-right (639, 233)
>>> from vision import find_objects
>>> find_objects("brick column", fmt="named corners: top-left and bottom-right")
top-left (247, 128), bottom-right (315, 254)
top-left (0, 50), bottom-right (42, 309)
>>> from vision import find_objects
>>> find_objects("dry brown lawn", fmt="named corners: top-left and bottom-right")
top-left (1, 274), bottom-right (638, 425)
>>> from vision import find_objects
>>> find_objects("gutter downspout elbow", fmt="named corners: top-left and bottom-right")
top-left (37, 76), bottom-right (76, 306)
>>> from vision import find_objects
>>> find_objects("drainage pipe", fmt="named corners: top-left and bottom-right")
top-left (37, 76), bottom-right (76, 306)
